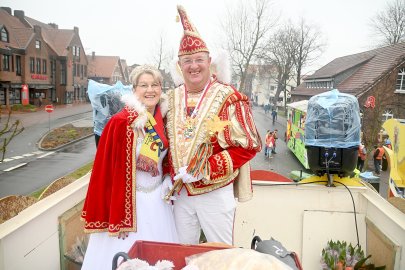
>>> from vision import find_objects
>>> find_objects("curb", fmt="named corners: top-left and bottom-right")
top-left (37, 133), bottom-right (94, 151)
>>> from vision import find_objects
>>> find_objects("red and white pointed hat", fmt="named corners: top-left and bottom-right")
top-left (177, 5), bottom-right (209, 56)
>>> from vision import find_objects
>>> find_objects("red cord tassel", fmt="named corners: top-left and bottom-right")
top-left (187, 141), bottom-right (213, 179)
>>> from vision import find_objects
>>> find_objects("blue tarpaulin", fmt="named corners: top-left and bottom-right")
top-left (87, 80), bottom-right (132, 136)
top-left (305, 89), bottom-right (361, 148)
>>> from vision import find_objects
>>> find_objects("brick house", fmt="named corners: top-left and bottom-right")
top-left (87, 52), bottom-right (127, 85)
top-left (291, 43), bottom-right (405, 145)
top-left (0, 7), bottom-right (88, 106)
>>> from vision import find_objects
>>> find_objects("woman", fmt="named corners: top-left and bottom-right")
top-left (81, 65), bottom-right (178, 270)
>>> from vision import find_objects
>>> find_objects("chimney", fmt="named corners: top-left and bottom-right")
top-left (92, 51), bottom-right (95, 60)
top-left (14, 10), bottom-right (31, 28)
top-left (74, 26), bottom-right (79, 35)
top-left (48, 23), bottom-right (58, 29)
top-left (33, 25), bottom-right (41, 35)
top-left (0, 7), bottom-right (12, 15)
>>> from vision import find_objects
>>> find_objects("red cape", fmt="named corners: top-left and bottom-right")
top-left (81, 108), bottom-right (137, 235)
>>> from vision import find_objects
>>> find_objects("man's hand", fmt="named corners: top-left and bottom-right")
top-left (161, 175), bottom-right (176, 202)
top-left (117, 232), bottom-right (129, 240)
top-left (174, 166), bottom-right (203, 183)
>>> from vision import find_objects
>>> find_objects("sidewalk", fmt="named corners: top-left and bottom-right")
top-left (2, 102), bottom-right (93, 129)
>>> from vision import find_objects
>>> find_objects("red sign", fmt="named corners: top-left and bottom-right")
top-left (364, 96), bottom-right (375, 108)
top-left (45, 105), bottom-right (54, 113)
top-left (31, 74), bottom-right (48, 80)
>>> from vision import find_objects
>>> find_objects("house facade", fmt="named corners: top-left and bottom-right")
top-left (249, 64), bottom-right (295, 107)
top-left (87, 53), bottom-right (127, 85)
top-left (291, 42), bottom-right (405, 146)
top-left (0, 7), bottom-right (88, 107)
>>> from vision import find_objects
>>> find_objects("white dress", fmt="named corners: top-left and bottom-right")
top-left (81, 139), bottom-right (178, 270)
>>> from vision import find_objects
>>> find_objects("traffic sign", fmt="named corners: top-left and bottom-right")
top-left (45, 105), bottom-right (54, 113)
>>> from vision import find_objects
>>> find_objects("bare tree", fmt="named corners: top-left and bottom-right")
top-left (264, 22), bottom-right (298, 110)
top-left (148, 31), bottom-right (173, 71)
top-left (0, 109), bottom-right (24, 162)
top-left (371, 0), bottom-right (405, 46)
top-left (221, 0), bottom-right (276, 95)
top-left (293, 18), bottom-right (325, 86)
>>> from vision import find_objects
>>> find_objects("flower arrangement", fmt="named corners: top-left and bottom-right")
top-left (321, 240), bottom-right (386, 270)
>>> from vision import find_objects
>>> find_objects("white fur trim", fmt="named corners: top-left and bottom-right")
top-left (121, 93), bottom-right (147, 129)
top-left (211, 49), bottom-right (231, 84)
top-left (160, 93), bottom-right (169, 117)
top-left (169, 58), bottom-right (184, 86)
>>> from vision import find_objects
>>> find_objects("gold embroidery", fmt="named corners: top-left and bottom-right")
top-left (167, 80), bottom-right (240, 195)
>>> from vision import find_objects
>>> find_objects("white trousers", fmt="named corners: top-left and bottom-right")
top-left (173, 183), bottom-right (236, 245)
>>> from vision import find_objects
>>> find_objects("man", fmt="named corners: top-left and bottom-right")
top-left (357, 143), bottom-right (366, 172)
top-left (164, 5), bottom-right (261, 245)
top-left (272, 129), bottom-right (278, 154)
top-left (271, 109), bottom-right (277, 124)
top-left (373, 144), bottom-right (384, 176)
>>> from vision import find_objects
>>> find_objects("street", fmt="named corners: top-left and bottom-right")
top-left (250, 106), bottom-right (308, 177)
top-left (0, 103), bottom-right (306, 197)
top-left (0, 104), bottom-right (96, 197)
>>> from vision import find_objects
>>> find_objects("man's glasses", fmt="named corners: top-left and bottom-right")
top-left (136, 83), bottom-right (160, 90)
top-left (180, 57), bottom-right (208, 66)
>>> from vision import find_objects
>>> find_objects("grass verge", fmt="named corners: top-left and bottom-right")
top-left (30, 161), bottom-right (94, 199)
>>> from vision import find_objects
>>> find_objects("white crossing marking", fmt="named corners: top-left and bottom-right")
top-left (1, 151), bottom-right (51, 163)
top-left (3, 163), bottom-right (28, 172)
top-left (37, 151), bottom-right (55, 159)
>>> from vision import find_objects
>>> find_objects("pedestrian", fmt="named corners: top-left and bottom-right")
top-left (81, 65), bottom-right (178, 270)
top-left (272, 129), bottom-right (278, 154)
top-left (373, 144), bottom-right (385, 176)
top-left (271, 108), bottom-right (277, 124)
top-left (384, 136), bottom-right (392, 149)
top-left (264, 103), bottom-right (270, 114)
top-left (266, 131), bottom-right (275, 159)
top-left (264, 130), bottom-right (271, 157)
top-left (38, 95), bottom-right (43, 107)
top-left (163, 5), bottom-right (261, 245)
top-left (357, 142), bottom-right (366, 172)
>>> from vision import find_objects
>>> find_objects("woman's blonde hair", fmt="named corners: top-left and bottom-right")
top-left (129, 65), bottom-right (163, 86)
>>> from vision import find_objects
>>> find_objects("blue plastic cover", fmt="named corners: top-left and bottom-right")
top-left (87, 80), bottom-right (132, 136)
top-left (305, 89), bottom-right (361, 148)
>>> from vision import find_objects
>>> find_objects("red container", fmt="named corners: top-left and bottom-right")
top-left (127, 241), bottom-right (229, 270)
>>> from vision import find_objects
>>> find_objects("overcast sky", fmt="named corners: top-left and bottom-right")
top-left (2, 0), bottom-right (388, 74)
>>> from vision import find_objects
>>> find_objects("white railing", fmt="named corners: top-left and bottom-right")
top-left (0, 174), bottom-right (90, 270)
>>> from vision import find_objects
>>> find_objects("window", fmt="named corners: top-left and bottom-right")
top-left (382, 109), bottom-right (394, 121)
top-left (61, 62), bottom-right (66, 84)
top-left (36, 58), bottom-right (41, 74)
top-left (30, 57), bottom-right (35, 73)
top-left (73, 63), bottom-right (76, 77)
top-left (16, 55), bottom-right (21, 76)
top-left (35, 40), bottom-right (41, 49)
top-left (0, 27), bottom-right (8, 42)
top-left (72, 46), bottom-right (81, 60)
top-left (395, 67), bottom-right (405, 93)
top-left (42, 59), bottom-right (47, 74)
top-left (2, 55), bottom-right (10, 71)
